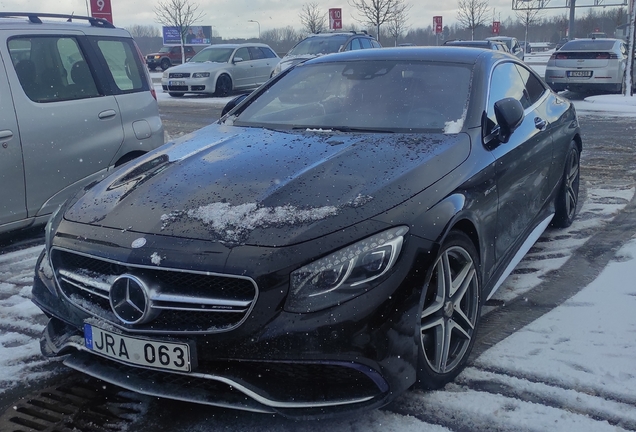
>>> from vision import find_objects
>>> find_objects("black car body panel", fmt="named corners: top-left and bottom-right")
top-left (33, 47), bottom-right (582, 418)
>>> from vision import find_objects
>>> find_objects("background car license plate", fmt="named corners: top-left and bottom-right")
top-left (567, 71), bottom-right (592, 77)
top-left (84, 324), bottom-right (191, 372)
top-left (170, 80), bottom-right (186, 86)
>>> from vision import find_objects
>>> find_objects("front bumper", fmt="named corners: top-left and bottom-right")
top-left (32, 221), bottom-right (436, 418)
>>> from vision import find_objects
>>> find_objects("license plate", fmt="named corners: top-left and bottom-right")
top-left (169, 80), bottom-right (186, 86)
top-left (84, 324), bottom-right (191, 372)
top-left (567, 71), bottom-right (592, 78)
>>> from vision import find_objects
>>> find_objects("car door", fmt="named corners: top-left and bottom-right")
top-left (8, 34), bottom-right (125, 219)
top-left (0, 49), bottom-right (27, 229)
top-left (231, 47), bottom-right (252, 89)
top-left (247, 47), bottom-right (270, 85)
top-left (486, 61), bottom-right (554, 261)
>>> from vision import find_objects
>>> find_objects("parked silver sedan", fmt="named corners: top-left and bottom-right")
top-left (544, 38), bottom-right (635, 93)
top-left (161, 43), bottom-right (279, 97)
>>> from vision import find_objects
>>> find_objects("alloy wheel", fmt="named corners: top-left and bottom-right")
top-left (420, 245), bottom-right (479, 374)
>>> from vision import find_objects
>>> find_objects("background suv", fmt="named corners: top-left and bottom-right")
top-left (272, 31), bottom-right (381, 76)
top-left (146, 45), bottom-right (197, 71)
top-left (0, 12), bottom-right (164, 234)
top-left (487, 36), bottom-right (524, 60)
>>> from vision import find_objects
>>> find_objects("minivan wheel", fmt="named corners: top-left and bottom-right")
top-left (215, 74), bottom-right (232, 97)
top-left (416, 230), bottom-right (481, 390)
top-left (551, 141), bottom-right (580, 228)
top-left (160, 58), bottom-right (171, 70)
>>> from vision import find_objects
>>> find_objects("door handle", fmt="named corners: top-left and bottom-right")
top-left (98, 110), bottom-right (117, 120)
top-left (0, 130), bottom-right (13, 140)
top-left (534, 117), bottom-right (547, 131)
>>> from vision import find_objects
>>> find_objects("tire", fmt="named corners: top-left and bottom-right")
top-left (169, 92), bottom-right (184, 97)
top-left (416, 230), bottom-right (481, 390)
top-left (215, 74), bottom-right (232, 97)
top-left (160, 58), bottom-right (171, 71)
top-left (551, 141), bottom-right (580, 228)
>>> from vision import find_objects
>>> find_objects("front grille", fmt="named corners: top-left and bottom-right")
top-left (167, 85), bottom-right (188, 91)
top-left (169, 72), bottom-right (191, 78)
top-left (191, 85), bottom-right (206, 91)
top-left (51, 248), bottom-right (258, 334)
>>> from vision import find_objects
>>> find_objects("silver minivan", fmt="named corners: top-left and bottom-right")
top-left (0, 13), bottom-right (164, 234)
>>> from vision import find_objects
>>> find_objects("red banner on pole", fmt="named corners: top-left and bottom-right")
top-left (492, 21), bottom-right (500, 35)
top-left (90, 0), bottom-right (113, 24)
top-left (329, 8), bottom-right (342, 30)
top-left (433, 16), bottom-right (443, 34)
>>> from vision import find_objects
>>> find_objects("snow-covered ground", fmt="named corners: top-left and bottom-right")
top-left (1, 54), bottom-right (636, 430)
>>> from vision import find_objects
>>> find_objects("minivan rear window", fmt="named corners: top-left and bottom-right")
top-left (96, 40), bottom-right (144, 91)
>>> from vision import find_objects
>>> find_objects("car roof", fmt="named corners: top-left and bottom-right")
top-left (201, 43), bottom-right (272, 49)
top-left (487, 36), bottom-right (516, 41)
top-left (307, 31), bottom-right (373, 38)
top-left (445, 40), bottom-right (497, 47)
top-left (304, 46), bottom-right (508, 66)
top-left (0, 12), bottom-right (133, 38)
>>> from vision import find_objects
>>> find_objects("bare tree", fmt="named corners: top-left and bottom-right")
top-left (154, 0), bottom-right (204, 63)
top-left (456, 0), bottom-right (489, 40)
top-left (348, 0), bottom-right (410, 44)
top-left (126, 24), bottom-right (160, 38)
top-left (299, 2), bottom-right (327, 34)
top-left (515, 0), bottom-right (549, 44)
top-left (386, 3), bottom-right (411, 46)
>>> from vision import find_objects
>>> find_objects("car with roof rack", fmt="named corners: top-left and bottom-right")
top-left (271, 30), bottom-right (381, 76)
top-left (0, 12), bottom-right (163, 235)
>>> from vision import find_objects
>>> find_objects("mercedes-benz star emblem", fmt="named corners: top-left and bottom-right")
top-left (109, 274), bottom-right (151, 324)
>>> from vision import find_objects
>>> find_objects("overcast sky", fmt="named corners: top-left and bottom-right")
top-left (1, 0), bottom-right (585, 39)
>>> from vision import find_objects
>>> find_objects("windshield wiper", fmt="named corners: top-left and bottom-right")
top-left (292, 126), bottom-right (394, 133)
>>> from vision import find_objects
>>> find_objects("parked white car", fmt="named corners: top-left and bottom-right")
top-left (161, 43), bottom-right (279, 97)
top-left (544, 38), bottom-right (635, 93)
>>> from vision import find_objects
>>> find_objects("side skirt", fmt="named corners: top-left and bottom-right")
top-left (486, 213), bottom-right (554, 301)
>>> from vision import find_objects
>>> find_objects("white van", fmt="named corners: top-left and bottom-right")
top-left (0, 12), bottom-right (164, 234)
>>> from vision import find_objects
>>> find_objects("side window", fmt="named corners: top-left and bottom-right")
top-left (515, 64), bottom-right (546, 106)
top-left (349, 38), bottom-right (362, 50)
top-left (371, 40), bottom-right (381, 48)
top-left (248, 47), bottom-right (265, 60)
top-left (360, 38), bottom-right (372, 49)
top-left (261, 47), bottom-right (277, 58)
top-left (9, 36), bottom-right (99, 102)
top-left (171, 47), bottom-right (180, 54)
top-left (186, 46), bottom-right (195, 55)
top-left (487, 62), bottom-right (529, 124)
top-left (95, 39), bottom-right (144, 92)
top-left (234, 47), bottom-right (250, 61)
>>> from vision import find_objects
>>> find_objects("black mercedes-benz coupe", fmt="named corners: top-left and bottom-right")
top-left (33, 47), bottom-right (581, 418)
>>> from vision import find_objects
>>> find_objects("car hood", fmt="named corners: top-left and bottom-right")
top-left (65, 125), bottom-right (471, 246)
top-left (167, 61), bottom-right (229, 72)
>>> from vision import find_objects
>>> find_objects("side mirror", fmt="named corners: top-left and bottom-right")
top-left (493, 97), bottom-right (524, 143)
top-left (233, 57), bottom-right (244, 63)
top-left (221, 93), bottom-right (249, 117)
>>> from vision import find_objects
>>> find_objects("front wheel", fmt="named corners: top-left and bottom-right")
top-left (551, 141), bottom-right (580, 228)
top-left (160, 58), bottom-right (171, 71)
top-left (215, 74), bottom-right (232, 97)
top-left (416, 230), bottom-right (481, 390)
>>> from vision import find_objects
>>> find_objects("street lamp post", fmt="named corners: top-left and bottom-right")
top-left (248, 20), bottom-right (260, 39)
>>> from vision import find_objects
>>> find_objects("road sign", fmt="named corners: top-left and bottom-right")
top-left (90, 0), bottom-right (113, 24)
top-left (329, 8), bottom-right (342, 30)
top-left (492, 21), bottom-right (500, 34)
top-left (433, 16), bottom-right (442, 34)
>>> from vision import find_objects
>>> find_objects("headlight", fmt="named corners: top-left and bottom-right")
top-left (192, 72), bottom-right (210, 78)
top-left (162, 71), bottom-right (169, 79)
top-left (285, 226), bottom-right (408, 313)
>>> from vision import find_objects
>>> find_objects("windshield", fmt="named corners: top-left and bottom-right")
top-left (287, 35), bottom-right (350, 56)
top-left (232, 60), bottom-right (472, 133)
top-left (561, 40), bottom-right (616, 51)
top-left (159, 46), bottom-right (172, 53)
top-left (189, 47), bottom-right (234, 63)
